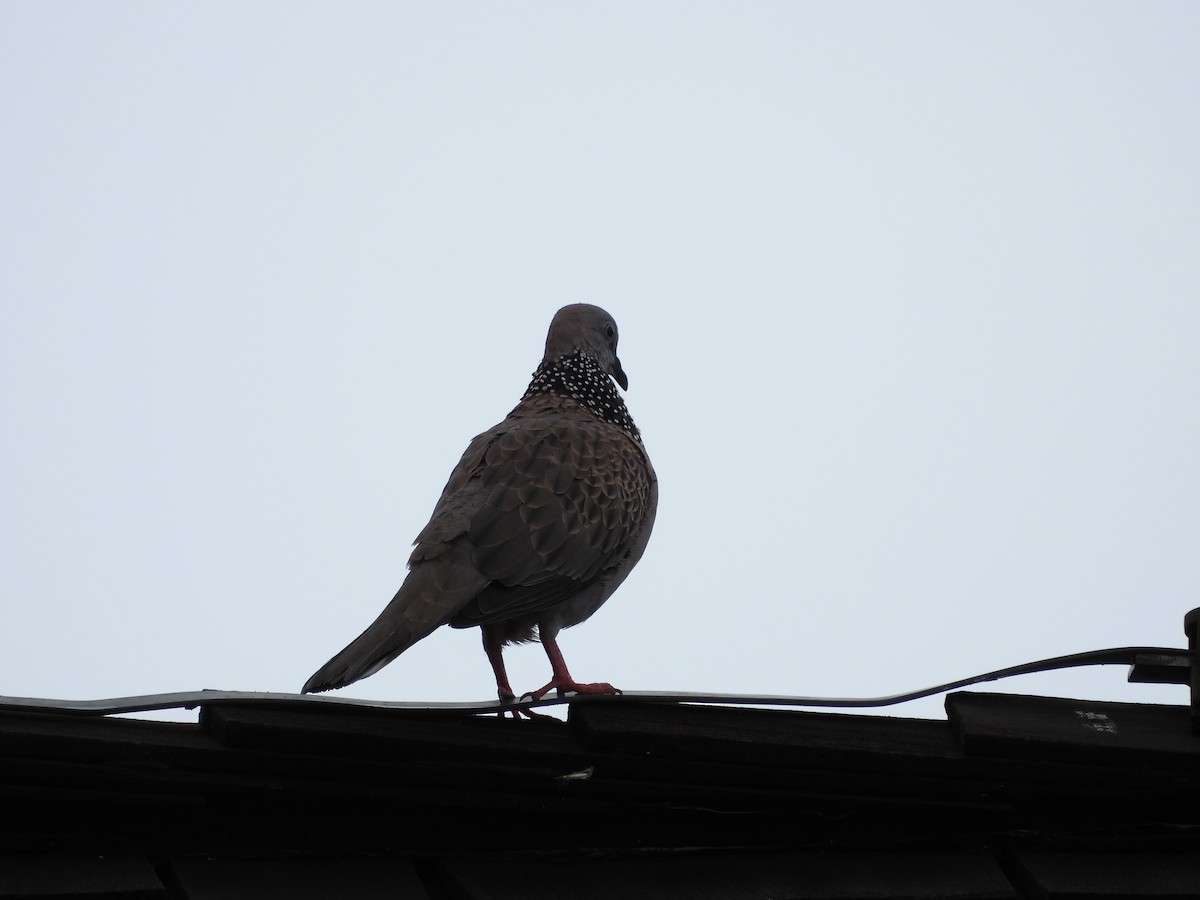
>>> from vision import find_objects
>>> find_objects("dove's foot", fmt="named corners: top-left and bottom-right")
top-left (525, 633), bottom-right (623, 701)
top-left (524, 678), bottom-right (621, 702)
top-left (494, 685), bottom-right (554, 720)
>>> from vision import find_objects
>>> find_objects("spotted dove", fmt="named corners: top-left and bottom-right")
top-left (302, 304), bottom-right (657, 701)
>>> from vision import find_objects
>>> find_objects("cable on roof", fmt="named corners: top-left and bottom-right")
top-left (0, 645), bottom-right (1191, 718)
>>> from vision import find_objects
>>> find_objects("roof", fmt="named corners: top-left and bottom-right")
top-left (2, 689), bottom-right (1199, 899)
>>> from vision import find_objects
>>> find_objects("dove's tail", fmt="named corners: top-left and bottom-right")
top-left (301, 555), bottom-right (487, 694)
top-left (301, 618), bottom-right (424, 694)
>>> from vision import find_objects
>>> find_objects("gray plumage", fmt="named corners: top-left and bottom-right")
top-left (302, 304), bottom-right (657, 700)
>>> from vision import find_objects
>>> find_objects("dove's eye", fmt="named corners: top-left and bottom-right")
top-left (605, 323), bottom-right (616, 340)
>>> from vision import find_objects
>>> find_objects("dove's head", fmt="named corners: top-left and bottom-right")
top-left (543, 303), bottom-right (628, 390)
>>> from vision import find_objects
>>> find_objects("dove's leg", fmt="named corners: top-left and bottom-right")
top-left (481, 626), bottom-right (517, 703)
top-left (527, 635), bottom-right (620, 700)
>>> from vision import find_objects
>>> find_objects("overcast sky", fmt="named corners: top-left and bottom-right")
top-left (3, 3), bottom-right (1198, 721)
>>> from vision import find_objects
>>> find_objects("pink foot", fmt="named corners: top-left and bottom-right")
top-left (526, 679), bottom-right (621, 701)
top-left (496, 687), bottom-right (554, 720)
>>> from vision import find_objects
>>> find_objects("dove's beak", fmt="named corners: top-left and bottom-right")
top-left (611, 358), bottom-right (629, 391)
